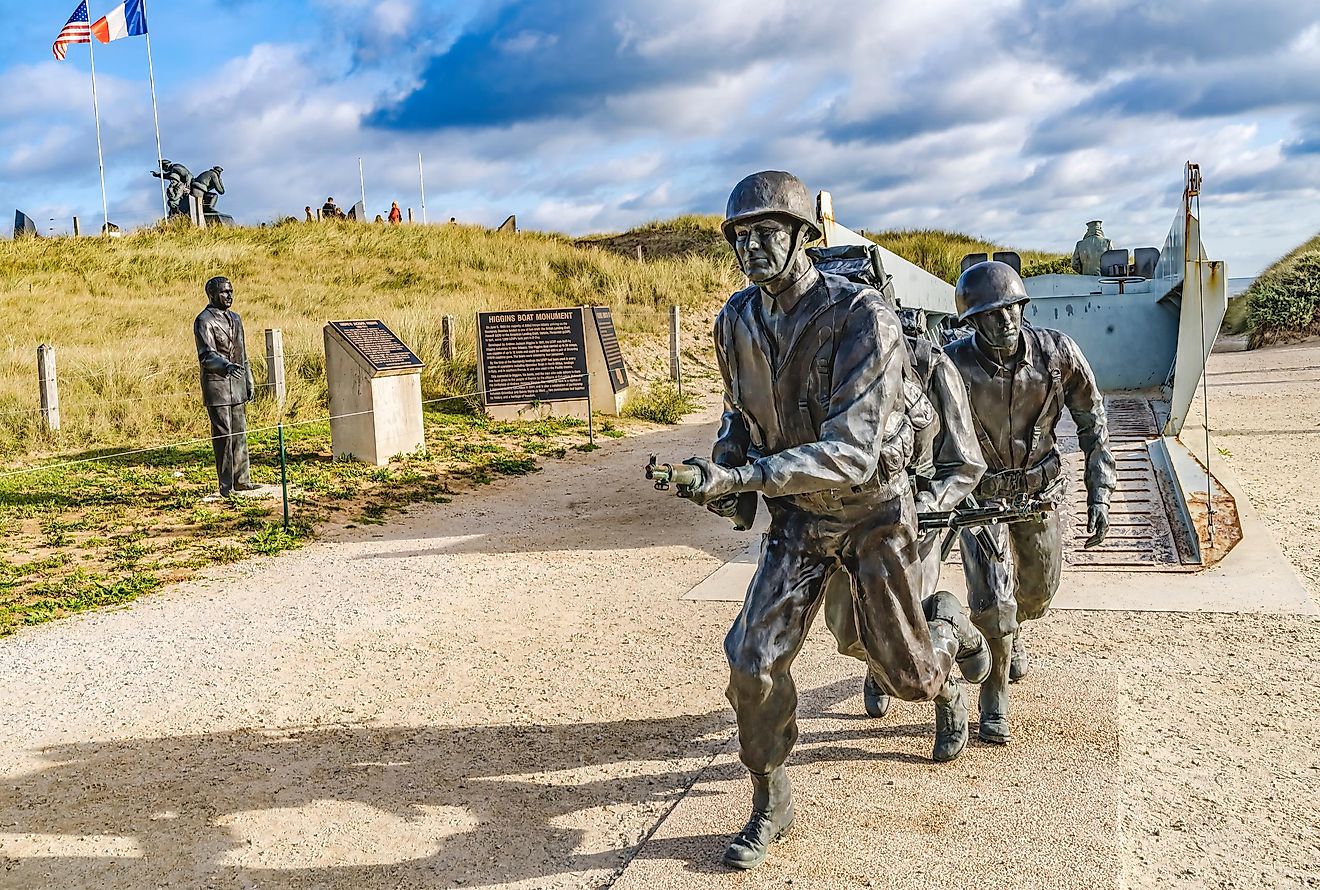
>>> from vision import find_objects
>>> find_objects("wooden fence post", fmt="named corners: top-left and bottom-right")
top-left (441, 315), bottom-right (455, 361)
top-left (264, 329), bottom-right (286, 407)
top-left (636, 243), bottom-right (644, 263)
top-left (72, 217), bottom-right (81, 237)
top-left (669, 305), bottom-right (682, 395)
top-left (37, 344), bottom-right (60, 431)
top-left (407, 208), bottom-right (414, 223)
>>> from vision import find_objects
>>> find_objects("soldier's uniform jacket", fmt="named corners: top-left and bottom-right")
top-left (909, 341), bottom-right (987, 513)
top-left (944, 323), bottom-right (1115, 506)
top-left (713, 269), bottom-right (911, 517)
top-left (194, 306), bottom-right (254, 407)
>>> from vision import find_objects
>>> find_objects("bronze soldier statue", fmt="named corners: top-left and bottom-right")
top-left (944, 261), bottom-right (1115, 744)
top-left (823, 305), bottom-right (988, 719)
top-left (1071, 220), bottom-right (1112, 276)
top-left (678, 172), bottom-right (991, 871)
top-left (194, 276), bottom-right (257, 497)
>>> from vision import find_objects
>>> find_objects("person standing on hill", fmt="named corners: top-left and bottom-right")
top-left (322, 197), bottom-right (341, 220)
top-left (194, 277), bottom-right (257, 498)
top-left (388, 202), bottom-right (403, 225)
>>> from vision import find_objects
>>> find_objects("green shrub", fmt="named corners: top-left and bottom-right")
top-left (1246, 250), bottom-right (1320, 342)
top-left (1022, 256), bottom-right (1074, 277)
top-left (622, 383), bottom-right (697, 425)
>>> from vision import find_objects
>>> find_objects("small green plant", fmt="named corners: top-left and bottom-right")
top-left (623, 383), bottom-right (697, 425)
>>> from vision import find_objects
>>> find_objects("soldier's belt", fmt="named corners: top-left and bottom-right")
top-left (976, 452), bottom-right (1061, 499)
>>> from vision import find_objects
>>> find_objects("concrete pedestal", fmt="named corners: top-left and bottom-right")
top-left (324, 324), bottom-right (425, 465)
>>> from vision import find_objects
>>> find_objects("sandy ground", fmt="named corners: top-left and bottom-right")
top-left (0, 343), bottom-right (1317, 889)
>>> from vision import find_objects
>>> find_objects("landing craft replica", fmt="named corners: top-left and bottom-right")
top-left (816, 161), bottom-right (1234, 570)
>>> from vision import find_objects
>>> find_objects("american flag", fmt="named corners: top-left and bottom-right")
top-left (53, 1), bottom-right (91, 61)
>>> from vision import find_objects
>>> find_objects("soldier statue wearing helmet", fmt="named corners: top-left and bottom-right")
top-left (672, 171), bottom-right (992, 871)
top-left (944, 260), bottom-right (1116, 745)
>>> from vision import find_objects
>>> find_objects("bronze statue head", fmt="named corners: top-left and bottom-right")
top-left (205, 276), bottom-right (234, 310)
top-left (723, 171), bottom-right (821, 291)
top-left (956, 260), bottom-right (1029, 354)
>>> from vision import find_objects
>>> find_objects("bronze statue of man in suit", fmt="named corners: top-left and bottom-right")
top-left (194, 276), bottom-right (257, 496)
top-left (677, 171), bottom-right (991, 871)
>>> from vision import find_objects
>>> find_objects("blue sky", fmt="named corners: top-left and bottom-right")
top-left (3, 0), bottom-right (1319, 274)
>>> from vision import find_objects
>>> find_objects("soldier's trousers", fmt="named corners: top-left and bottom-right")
top-left (959, 507), bottom-right (1064, 639)
top-left (206, 403), bottom-right (252, 495)
top-left (823, 528), bottom-right (943, 664)
top-left (725, 493), bottom-right (956, 775)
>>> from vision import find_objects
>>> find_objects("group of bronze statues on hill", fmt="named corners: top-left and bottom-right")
top-left (662, 170), bottom-right (1113, 870)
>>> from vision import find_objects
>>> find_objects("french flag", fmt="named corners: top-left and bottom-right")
top-left (91, 0), bottom-right (148, 43)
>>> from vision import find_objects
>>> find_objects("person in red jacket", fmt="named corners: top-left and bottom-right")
top-left (388, 201), bottom-right (403, 225)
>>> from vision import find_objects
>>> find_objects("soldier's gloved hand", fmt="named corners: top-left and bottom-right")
top-left (1085, 502), bottom-right (1110, 548)
top-left (679, 457), bottom-right (758, 507)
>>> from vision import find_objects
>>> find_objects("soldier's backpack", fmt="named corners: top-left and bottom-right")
top-left (808, 244), bottom-right (936, 471)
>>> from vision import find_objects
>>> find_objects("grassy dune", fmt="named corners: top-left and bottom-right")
top-left (1225, 231), bottom-right (1320, 344)
top-left (0, 217), bottom-right (740, 460)
top-left (867, 229), bottom-right (1069, 284)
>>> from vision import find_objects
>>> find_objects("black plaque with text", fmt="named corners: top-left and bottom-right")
top-left (592, 306), bottom-right (629, 393)
top-left (329, 320), bottom-right (424, 373)
top-left (479, 309), bottom-right (589, 405)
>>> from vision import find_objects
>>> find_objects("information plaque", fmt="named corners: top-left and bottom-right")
top-left (592, 306), bottom-right (630, 393)
top-left (478, 310), bottom-right (590, 405)
top-left (328, 320), bottom-right (424, 374)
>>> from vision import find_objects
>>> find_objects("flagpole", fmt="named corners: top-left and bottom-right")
top-left (87, 38), bottom-right (110, 235)
top-left (141, 0), bottom-right (168, 218)
top-left (358, 157), bottom-right (367, 211)
top-left (418, 153), bottom-right (428, 224)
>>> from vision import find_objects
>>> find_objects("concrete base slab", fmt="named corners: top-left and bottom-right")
top-left (612, 638), bottom-right (1121, 890)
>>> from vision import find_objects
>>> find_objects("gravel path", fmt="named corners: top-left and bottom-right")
top-left (0, 344), bottom-right (1317, 889)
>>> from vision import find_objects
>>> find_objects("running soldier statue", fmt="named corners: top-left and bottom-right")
top-left (676, 171), bottom-right (991, 871)
top-left (823, 304), bottom-right (988, 719)
top-left (944, 261), bottom-right (1116, 744)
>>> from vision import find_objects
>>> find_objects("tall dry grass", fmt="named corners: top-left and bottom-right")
top-left (0, 218), bottom-right (740, 460)
top-left (868, 229), bottom-right (1067, 284)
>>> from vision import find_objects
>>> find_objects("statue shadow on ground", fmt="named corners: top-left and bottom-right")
top-left (0, 679), bottom-right (939, 888)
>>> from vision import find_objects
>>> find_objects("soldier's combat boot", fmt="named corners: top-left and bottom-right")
top-left (932, 677), bottom-right (969, 762)
top-left (722, 767), bottom-right (794, 870)
top-left (924, 590), bottom-right (991, 684)
top-left (978, 633), bottom-right (1013, 744)
top-left (863, 672), bottom-right (891, 719)
top-left (1009, 628), bottom-right (1029, 682)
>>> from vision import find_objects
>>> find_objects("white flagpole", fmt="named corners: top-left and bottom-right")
top-left (141, 0), bottom-right (168, 217)
top-left (358, 157), bottom-right (366, 211)
top-left (87, 38), bottom-right (111, 235)
top-left (418, 153), bottom-right (428, 224)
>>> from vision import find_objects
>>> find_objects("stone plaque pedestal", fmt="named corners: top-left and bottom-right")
top-left (324, 320), bottom-right (425, 465)
top-left (477, 306), bottom-right (630, 422)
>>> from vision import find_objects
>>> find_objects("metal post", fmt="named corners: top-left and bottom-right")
top-left (586, 371), bottom-right (594, 447)
top-left (72, 217), bottom-right (80, 237)
top-left (669, 305), bottom-right (682, 395)
top-left (264, 328), bottom-right (286, 407)
top-left (87, 39), bottom-right (110, 235)
top-left (418, 153), bottom-right (428, 224)
top-left (37, 344), bottom-right (60, 432)
top-left (358, 157), bottom-right (367, 210)
top-left (441, 315), bottom-right (455, 361)
top-left (278, 423), bottom-right (290, 533)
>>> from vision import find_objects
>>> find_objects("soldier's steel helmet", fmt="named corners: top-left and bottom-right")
top-left (721, 171), bottom-right (822, 245)
top-left (955, 260), bottom-right (1030, 321)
